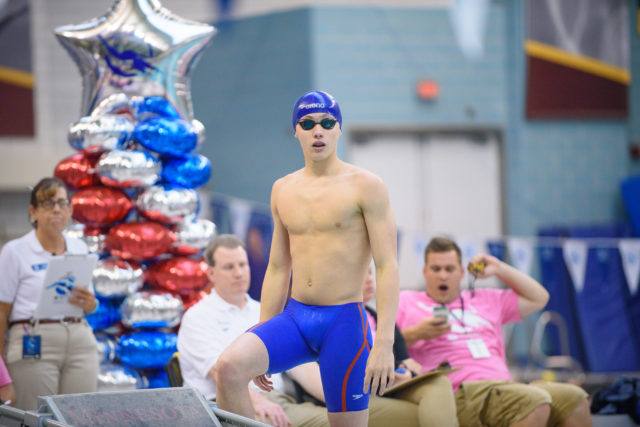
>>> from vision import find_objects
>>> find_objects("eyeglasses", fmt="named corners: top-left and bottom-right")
top-left (297, 118), bottom-right (337, 131)
top-left (39, 198), bottom-right (70, 210)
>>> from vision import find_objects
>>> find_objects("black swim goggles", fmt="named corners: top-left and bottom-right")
top-left (297, 118), bottom-right (338, 131)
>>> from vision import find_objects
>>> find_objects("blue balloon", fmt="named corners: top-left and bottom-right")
top-left (144, 369), bottom-right (171, 389)
top-left (162, 153), bottom-right (211, 189)
top-left (117, 331), bottom-right (177, 370)
top-left (133, 117), bottom-right (197, 157)
top-left (133, 96), bottom-right (180, 120)
top-left (86, 299), bottom-right (122, 331)
top-left (95, 334), bottom-right (117, 363)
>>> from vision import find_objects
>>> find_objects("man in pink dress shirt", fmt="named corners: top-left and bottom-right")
top-left (396, 237), bottom-right (591, 427)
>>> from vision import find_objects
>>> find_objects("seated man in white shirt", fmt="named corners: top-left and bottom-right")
top-left (178, 234), bottom-right (419, 427)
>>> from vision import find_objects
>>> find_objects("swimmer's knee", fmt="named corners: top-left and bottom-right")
top-left (213, 352), bottom-right (246, 384)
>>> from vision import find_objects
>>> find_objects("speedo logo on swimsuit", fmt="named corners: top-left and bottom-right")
top-left (352, 394), bottom-right (364, 400)
top-left (299, 102), bottom-right (325, 110)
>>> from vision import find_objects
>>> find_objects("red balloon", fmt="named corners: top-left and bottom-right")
top-left (106, 222), bottom-right (175, 261)
top-left (54, 153), bottom-right (98, 189)
top-left (171, 242), bottom-right (200, 257)
top-left (146, 257), bottom-right (209, 296)
top-left (71, 187), bottom-right (132, 227)
top-left (181, 289), bottom-right (209, 310)
top-left (83, 225), bottom-right (104, 237)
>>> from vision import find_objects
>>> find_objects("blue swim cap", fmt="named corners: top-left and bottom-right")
top-left (292, 91), bottom-right (342, 131)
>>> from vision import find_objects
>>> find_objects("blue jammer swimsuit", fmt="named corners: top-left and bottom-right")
top-left (249, 298), bottom-right (372, 412)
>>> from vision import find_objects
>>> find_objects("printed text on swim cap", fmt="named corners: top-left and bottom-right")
top-left (300, 103), bottom-right (325, 109)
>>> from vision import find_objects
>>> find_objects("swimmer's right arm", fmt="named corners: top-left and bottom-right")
top-left (259, 180), bottom-right (292, 322)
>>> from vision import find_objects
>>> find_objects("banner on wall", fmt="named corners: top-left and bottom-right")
top-left (619, 239), bottom-right (640, 295)
top-left (562, 239), bottom-right (588, 293)
top-left (506, 237), bottom-right (534, 275)
top-left (449, 0), bottom-right (489, 60)
top-left (525, 0), bottom-right (629, 118)
top-left (457, 237), bottom-right (484, 265)
top-left (0, 0), bottom-right (34, 136)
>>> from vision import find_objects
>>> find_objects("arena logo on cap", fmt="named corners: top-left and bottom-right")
top-left (299, 103), bottom-right (326, 110)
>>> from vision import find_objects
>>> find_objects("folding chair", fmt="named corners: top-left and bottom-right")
top-left (165, 352), bottom-right (184, 387)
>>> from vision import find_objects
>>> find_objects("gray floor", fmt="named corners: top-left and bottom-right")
top-left (593, 415), bottom-right (640, 427)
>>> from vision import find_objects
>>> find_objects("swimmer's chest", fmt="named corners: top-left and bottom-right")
top-left (278, 184), bottom-right (363, 234)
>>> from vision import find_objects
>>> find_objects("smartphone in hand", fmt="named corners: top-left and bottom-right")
top-left (433, 305), bottom-right (449, 321)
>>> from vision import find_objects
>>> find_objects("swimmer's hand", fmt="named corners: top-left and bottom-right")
top-left (364, 343), bottom-right (395, 396)
top-left (253, 373), bottom-right (273, 392)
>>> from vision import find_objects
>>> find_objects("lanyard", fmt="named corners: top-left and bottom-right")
top-left (445, 296), bottom-right (465, 331)
top-left (450, 267), bottom-right (479, 328)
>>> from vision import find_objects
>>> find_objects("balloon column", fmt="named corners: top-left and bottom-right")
top-left (54, 0), bottom-right (216, 390)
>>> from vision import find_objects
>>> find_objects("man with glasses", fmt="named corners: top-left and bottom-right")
top-left (215, 91), bottom-right (400, 426)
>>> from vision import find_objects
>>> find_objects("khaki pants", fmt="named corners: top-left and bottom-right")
top-left (392, 374), bottom-right (459, 427)
top-left (455, 380), bottom-right (588, 427)
top-left (7, 321), bottom-right (98, 410)
top-left (267, 390), bottom-right (419, 427)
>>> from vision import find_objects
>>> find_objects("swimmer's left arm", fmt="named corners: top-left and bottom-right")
top-left (360, 173), bottom-right (398, 396)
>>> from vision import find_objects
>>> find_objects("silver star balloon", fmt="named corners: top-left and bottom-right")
top-left (54, 0), bottom-right (216, 120)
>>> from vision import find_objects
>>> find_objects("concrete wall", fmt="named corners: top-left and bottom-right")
top-left (0, 0), bottom-right (634, 239)
top-left (192, 9), bottom-right (313, 202)
top-left (504, 0), bottom-right (629, 235)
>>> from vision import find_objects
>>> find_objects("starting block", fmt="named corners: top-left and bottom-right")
top-left (0, 387), bottom-right (268, 427)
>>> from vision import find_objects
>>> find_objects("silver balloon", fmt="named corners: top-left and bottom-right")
top-left (95, 334), bottom-right (117, 363)
top-left (63, 221), bottom-right (85, 241)
top-left (121, 291), bottom-right (184, 329)
top-left (54, 0), bottom-right (216, 120)
top-left (191, 118), bottom-right (205, 146)
top-left (97, 362), bottom-right (146, 391)
top-left (91, 93), bottom-right (134, 118)
top-left (68, 114), bottom-right (134, 153)
top-left (84, 233), bottom-right (107, 254)
top-left (174, 219), bottom-right (216, 254)
top-left (137, 185), bottom-right (198, 224)
top-left (93, 259), bottom-right (143, 298)
top-left (64, 222), bottom-right (106, 254)
top-left (96, 149), bottom-right (160, 187)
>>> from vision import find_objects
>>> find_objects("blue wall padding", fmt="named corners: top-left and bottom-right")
top-left (537, 234), bottom-right (588, 369)
top-left (487, 239), bottom-right (507, 261)
top-left (621, 176), bottom-right (640, 237)
top-left (573, 247), bottom-right (640, 371)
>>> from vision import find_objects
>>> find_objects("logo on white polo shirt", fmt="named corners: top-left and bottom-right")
top-left (31, 262), bottom-right (47, 272)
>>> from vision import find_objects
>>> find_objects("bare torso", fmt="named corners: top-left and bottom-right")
top-left (275, 164), bottom-right (372, 305)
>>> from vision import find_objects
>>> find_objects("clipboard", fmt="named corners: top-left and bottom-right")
top-left (33, 254), bottom-right (98, 320)
top-left (382, 366), bottom-right (454, 396)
